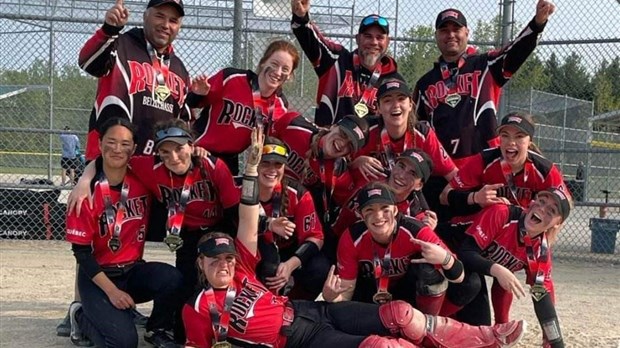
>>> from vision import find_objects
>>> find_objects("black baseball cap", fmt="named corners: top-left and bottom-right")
top-left (497, 113), bottom-right (535, 137)
top-left (337, 115), bottom-right (369, 153)
top-left (197, 236), bottom-right (237, 257)
top-left (358, 14), bottom-right (389, 35)
top-left (435, 8), bottom-right (467, 29)
top-left (154, 126), bottom-right (193, 150)
top-left (396, 149), bottom-right (433, 182)
top-left (377, 79), bottom-right (412, 100)
top-left (537, 188), bottom-right (571, 222)
top-left (357, 183), bottom-right (396, 210)
top-left (262, 137), bottom-right (289, 164)
top-left (147, 0), bottom-right (185, 16)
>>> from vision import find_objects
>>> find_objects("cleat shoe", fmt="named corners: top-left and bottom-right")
top-left (493, 320), bottom-right (527, 348)
top-left (131, 308), bottom-right (149, 327)
top-left (69, 301), bottom-right (94, 347)
top-left (56, 310), bottom-right (71, 337)
top-left (144, 329), bottom-right (179, 348)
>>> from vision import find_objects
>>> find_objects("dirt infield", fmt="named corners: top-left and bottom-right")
top-left (1, 240), bottom-right (619, 347)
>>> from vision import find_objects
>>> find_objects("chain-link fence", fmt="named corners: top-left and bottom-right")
top-left (1, 0), bottom-right (619, 262)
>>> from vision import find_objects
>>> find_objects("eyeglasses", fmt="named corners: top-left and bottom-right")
top-left (262, 144), bottom-right (289, 157)
top-left (362, 15), bottom-right (389, 28)
top-left (154, 127), bottom-right (192, 142)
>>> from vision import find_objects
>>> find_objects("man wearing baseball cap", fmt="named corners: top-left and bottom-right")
top-left (60, 0), bottom-right (191, 342)
top-left (413, 1), bottom-right (557, 257)
top-left (291, 0), bottom-right (401, 126)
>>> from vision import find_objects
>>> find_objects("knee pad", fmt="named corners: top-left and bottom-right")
top-left (378, 300), bottom-right (425, 343)
top-left (446, 272), bottom-right (482, 306)
top-left (359, 335), bottom-right (417, 348)
top-left (413, 264), bottom-right (448, 296)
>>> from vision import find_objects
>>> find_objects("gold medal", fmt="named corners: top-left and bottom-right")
top-left (530, 284), bottom-right (548, 302)
top-left (354, 102), bottom-right (369, 118)
top-left (164, 234), bottom-right (184, 252)
top-left (372, 291), bottom-right (393, 304)
top-left (445, 93), bottom-right (461, 108)
top-left (108, 237), bottom-right (121, 252)
top-left (212, 342), bottom-right (232, 348)
top-left (155, 84), bottom-right (171, 102)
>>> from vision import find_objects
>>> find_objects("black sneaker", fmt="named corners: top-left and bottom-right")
top-left (56, 310), bottom-right (71, 337)
top-left (68, 301), bottom-right (94, 347)
top-left (144, 330), bottom-right (179, 348)
top-left (131, 308), bottom-right (149, 327)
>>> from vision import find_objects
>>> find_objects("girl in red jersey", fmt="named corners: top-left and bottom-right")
top-left (66, 118), bottom-right (182, 347)
top-left (457, 188), bottom-right (571, 348)
top-left (351, 79), bottom-right (457, 183)
top-left (331, 149), bottom-right (437, 238)
top-left (253, 137), bottom-right (330, 299)
top-left (437, 112), bottom-right (567, 326)
top-left (70, 119), bottom-right (240, 343)
top-left (187, 40), bottom-right (300, 175)
top-left (330, 182), bottom-right (462, 316)
top-left (440, 112), bottom-right (565, 213)
top-left (182, 127), bottom-right (527, 348)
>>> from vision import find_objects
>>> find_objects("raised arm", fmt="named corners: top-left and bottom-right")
top-left (236, 127), bottom-right (265, 255)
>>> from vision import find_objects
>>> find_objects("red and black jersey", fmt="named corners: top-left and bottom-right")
top-left (183, 239), bottom-right (288, 348)
top-left (450, 147), bottom-right (566, 207)
top-left (188, 68), bottom-right (289, 155)
top-left (259, 181), bottom-right (323, 251)
top-left (291, 14), bottom-right (399, 126)
top-left (66, 171), bottom-right (150, 266)
top-left (465, 204), bottom-right (555, 299)
top-left (331, 172), bottom-right (429, 237)
top-left (79, 25), bottom-right (191, 160)
top-left (337, 215), bottom-right (447, 287)
top-left (354, 118), bottom-right (456, 182)
top-left (129, 155), bottom-right (239, 230)
top-left (414, 19), bottom-right (546, 168)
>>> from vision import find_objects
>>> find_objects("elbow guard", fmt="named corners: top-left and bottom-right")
top-left (447, 189), bottom-right (471, 207)
top-left (443, 258), bottom-right (464, 281)
top-left (294, 241), bottom-right (320, 267)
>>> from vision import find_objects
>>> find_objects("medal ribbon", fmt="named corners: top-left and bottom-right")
top-left (372, 237), bottom-right (393, 293)
top-left (100, 178), bottom-right (129, 242)
top-left (438, 55), bottom-right (466, 90)
top-left (353, 54), bottom-right (382, 106)
top-left (380, 128), bottom-right (415, 170)
top-left (519, 221), bottom-right (550, 286)
top-left (500, 159), bottom-right (533, 207)
top-left (146, 42), bottom-right (171, 99)
top-left (205, 286), bottom-right (237, 344)
top-left (318, 154), bottom-right (337, 223)
top-left (167, 174), bottom-right (194, 237)
top-left (251, 78), bottom-right (276, 131)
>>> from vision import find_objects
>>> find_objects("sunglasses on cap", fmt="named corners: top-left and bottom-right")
top-left (262, 144), bottom-right (288, 157)
top-left (362, 15), bottom-right (389, 28)
top-left (154, 127), bottom-right (192, 142)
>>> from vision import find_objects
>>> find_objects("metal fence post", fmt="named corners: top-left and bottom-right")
top-left (232, 0), bottom-right (243, 68)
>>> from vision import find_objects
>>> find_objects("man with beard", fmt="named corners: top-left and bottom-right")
top-left (291, 0), bottom-right (400, 126)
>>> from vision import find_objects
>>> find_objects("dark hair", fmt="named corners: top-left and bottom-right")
top-left (501, 112), bottom-right (543, 155)
top-left (257, 40), bottom-right (301, 77)
top-left (98, 117), bottom-right (136, 141)
top-left (196, 232), bottom-right (236, 288)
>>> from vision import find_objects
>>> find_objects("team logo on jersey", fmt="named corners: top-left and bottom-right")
top-left (423, 71), bottom-right (481, 109)
top-left (127, 60), bottom-right (186, 105)
top-left (338, 71), bottom-right (378, 109)
top-left (482, 242), bottom-right (525, 272)
top-left (158, 181), bottom-right (216, 208)
top-left (359, 257), bottom-right (410, 279)
top-left (155, 84), bottom-right (171, 102)
top-left (97, 196), bottom-right (149, 238)
top-left (216, 99), bottom-right (258, 130)
top-left (445, 93), bottom-right (461, 107)
top-left (229, 278), bottom-right (266, 333)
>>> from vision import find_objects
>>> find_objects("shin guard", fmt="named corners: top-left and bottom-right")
top-left (359, 335), bottom-right (418, 348)
top-left (378, 301), bottom-right (425, 344)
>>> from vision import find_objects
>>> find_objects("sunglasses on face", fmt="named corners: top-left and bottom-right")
top-left (362, 15), bottom-right (389, 28)
top-left (154, 127), bottom-right (192, 142)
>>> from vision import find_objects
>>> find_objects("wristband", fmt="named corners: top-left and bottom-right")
top-left (471, 192), bottom-right (477, 205)
top-left (294, 241), bottom-right (320, 267)
top-left (441, 252), bottom-right (452, 267)
top-left (447, 190), bottom-right (471, 208)
top-left (443, 258), bottom-right (464, 281)
top-left (241, 175), bottom-right (259, 205)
